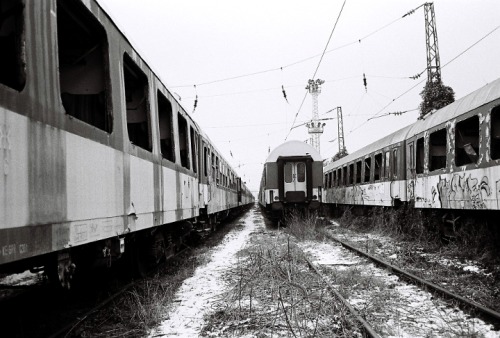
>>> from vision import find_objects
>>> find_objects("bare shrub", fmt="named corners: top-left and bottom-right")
top-left (202, 233), bottom-right (361, 337)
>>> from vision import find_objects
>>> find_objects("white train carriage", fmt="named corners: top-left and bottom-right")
top-left (406, 78), bottom-right (500, 211)
top-left (0, 0), bottom-right (253, 285)
top-left (323, 125), bottom-right (411, 208)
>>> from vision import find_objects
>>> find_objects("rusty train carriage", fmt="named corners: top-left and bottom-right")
top-left (0, 0), bottom-right (253, 283)
top-left (323, 77), bottom-right (500, 214)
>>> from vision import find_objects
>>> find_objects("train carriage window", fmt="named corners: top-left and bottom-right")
top-left (123, 55), bottom-right (151, 150)
top-left (324, 173), bottom-right (328, 187)
top-left (177, 113), bottom-right (190, 169)
top-left (392, 148), bottom-right (399, 179)
top-left (341, 166), bottom-right (347, 186)
top-left (455, 116), bottom-right (479, 166)
top-left (158, 91), bottom-right (175, 162)
top-left (0, 0), bottom-right (25, 91)
top-left (215, 156), bottom-right (220, 184)
top-left (363, 157), bottom-right (371, 183)
top-left (337, 168), bottom-right (341, 186)
top-left (204, 146), bottom-right (209, 177)
top-left (416, 137), bottom-right (424, 174)
top-left (491, 107), bottom-right (500, 160)
top-left (348, 163), bottom-right (354, 185)
top-left (374, 153), bottom-right (382, 181)
top-left (408, 143), bottom-right (414, 173)
top-left (355, 161), bottom-right (361, 183)
top-left (429, 128), bottom-right (447, 171)
top-left (284, 163), bottom-right (293, 183)
top-left (332, 170), bottom-right (337, 187)
top-left (385, 151), bottom-right (390, 179)
top-left (190, 127), bottom-right (198, 173)
top-left (58, 0), bottom-right (111, 132)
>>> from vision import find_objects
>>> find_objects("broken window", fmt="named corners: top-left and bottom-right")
top-left (429, 128), bottom-right (447, 171)
top-left (374, 153), bottom-right (382, 181)
top-left (158, 91), bottom-right (175, 162)
top-left (364, 157), bottom-right (371, 183)
top-left (348, 163), bottom-right (354, 185)
top-left (355, 160), bottom-right (361, 184)
top-left (490, 107), bottom-right (500, 160)
top-left (455, 115), bottom-right (479, 166)
top-left (0, 0), bottom-right (25, 91)
top-left (123, 54), bottom-right (150, 150)
top-left (178, 113), bottom-right (190, 169)
top-left (416, 137), bottom-right (425, 174)
top-left (58, 0), bottom-right (111, 132)
top-left (190, 127), bottom-right (198, 173)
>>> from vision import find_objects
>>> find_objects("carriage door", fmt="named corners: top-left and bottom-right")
top-left (284, 162), bottom-right (307, 201)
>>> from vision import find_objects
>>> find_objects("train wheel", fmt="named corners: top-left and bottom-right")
top-left (45, 251), bottom-right (76, 290)
top-left (135, 231), bottom-right (166, 277)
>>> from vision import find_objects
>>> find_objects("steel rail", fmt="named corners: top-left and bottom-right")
top-left (324, 233), bottom-right (500, 324)
top-left (302, 255), bottom-right (381, 338)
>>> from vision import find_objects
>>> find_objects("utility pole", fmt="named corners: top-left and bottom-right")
top-left (305, 79), bottom-right (325, 153)
top-left (424, 2), bottom-right (441, 83)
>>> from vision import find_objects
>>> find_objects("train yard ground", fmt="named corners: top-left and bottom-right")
top-left (2, 204), bottom-right (499, 337)
top-left (77, 204), bottom-right (499, 337)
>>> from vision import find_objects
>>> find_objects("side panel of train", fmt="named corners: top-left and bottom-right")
top-left (324, 142), bottom-right (407, 207)
top-left (0, 0), bottom-right (252, 274)
top-left (407, 101), bottom-right (500, 210)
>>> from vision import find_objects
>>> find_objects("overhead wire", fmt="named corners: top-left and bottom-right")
top-left (170, 3), bottom-right (424, 90)
top-left (285, 0), bottom-right (347, 141)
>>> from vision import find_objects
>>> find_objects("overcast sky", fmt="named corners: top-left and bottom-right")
top-left (96, 0), bottom-right (500, 194)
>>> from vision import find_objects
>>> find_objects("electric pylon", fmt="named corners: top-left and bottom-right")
top-left (424, 2), bottom-right (441, 83)
top-left (305, 79), bottom-right (325, 153)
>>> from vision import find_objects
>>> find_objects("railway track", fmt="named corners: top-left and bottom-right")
top-left (324, 232), bottom-right (500, 326)
top-left (294, 230), bottom-right (500, 337)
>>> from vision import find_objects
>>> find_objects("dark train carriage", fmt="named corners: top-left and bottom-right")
top-left (259, 141), bottom-right (323, 217)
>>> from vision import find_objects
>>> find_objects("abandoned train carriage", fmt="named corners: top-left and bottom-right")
top-left (259, 140), bottom-right (323, 218)
top-left (323, 125), bottom-right (410, 208)
top-left (323, 77), bottom-right (500, 223)
top-left (0, 0), bottom-right (253, 286)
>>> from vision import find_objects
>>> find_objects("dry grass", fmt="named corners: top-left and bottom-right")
top-left (201, 229), bottom-right (362, 337)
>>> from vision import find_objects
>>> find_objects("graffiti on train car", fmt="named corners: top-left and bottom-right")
top-left (437, 173), bottom-right (491, 209)
top-left (0, 123), bottom-right (11, 175)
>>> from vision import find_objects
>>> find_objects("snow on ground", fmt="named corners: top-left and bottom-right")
top-left (299, 240), bottom-right (500, 338)
top-left (148, 209), bottom-right (257, 338)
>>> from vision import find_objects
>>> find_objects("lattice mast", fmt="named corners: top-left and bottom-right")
top-left (305, 79), bottom-right (325, 153)
top-left (336, 106), bottom-right (346, 154)
top-left (424, 2), bottom-right (441, 83)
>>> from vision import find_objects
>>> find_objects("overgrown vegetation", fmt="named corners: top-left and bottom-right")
top-left (419, 79), bottom-right (455, 117)
top-left (201, 229), bottom-right (362, 337)
top-left (332, 205), bottom-right (500, 311)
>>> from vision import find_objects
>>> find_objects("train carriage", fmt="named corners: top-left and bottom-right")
top-left (406, 78), bottom-right (500, 211)
top-left (259, 140), bottom-right (323, 219)
top-left (323, 125), bottom-right (410, 208)
top-left (0, 0), bottom-right (253, 287)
